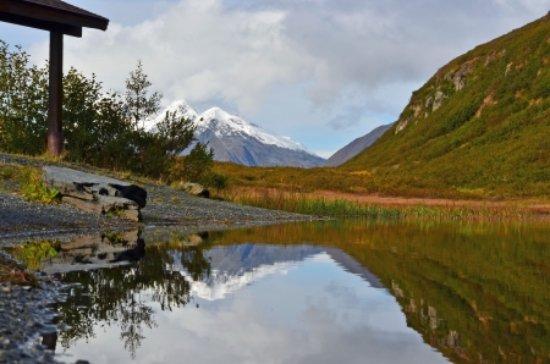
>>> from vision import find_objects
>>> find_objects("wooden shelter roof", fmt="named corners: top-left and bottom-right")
top-left (0, 0), bottom-right (109, 37)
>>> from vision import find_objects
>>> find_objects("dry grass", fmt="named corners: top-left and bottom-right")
top-left (217, 186), bottom-right (548, 220)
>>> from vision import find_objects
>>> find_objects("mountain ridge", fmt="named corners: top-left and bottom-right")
top-left (325, 123), bottom-right (392, 167)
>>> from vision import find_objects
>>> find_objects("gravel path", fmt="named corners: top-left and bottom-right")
top-left (0, 153), bottom-right (313, 242)
top-left (0, 185), bottom-right (312, 242)
top-left (143, 184), bottom-right (312, 224)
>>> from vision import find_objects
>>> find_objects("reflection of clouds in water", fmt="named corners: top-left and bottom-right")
top-left (135, 255), bottom-right (447, 364)
top-left (59, 245), bottom-right (447, 364)
top-left (177, 245), bottom-right (328, 301)
top-left (322, 280), bottom-right (411, 333)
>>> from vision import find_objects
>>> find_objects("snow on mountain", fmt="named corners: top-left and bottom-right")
top-left (172, 244), bottom-right (327, 301)
top-left (195, 107), bottom-right (304, 151)
top-left (181, 258), bottom-right (302, 301)
top-left (170, 243), bottom-right (383, 301)
top-left (145, 100), bottom-right (325, 167)
top-left (143, 99), bottom-right (198, 131)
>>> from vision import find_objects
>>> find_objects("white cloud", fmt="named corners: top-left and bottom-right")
top-left (31, 0), bottom-right (313, 114)
top-left (27, 0), bottom-right (549, 147)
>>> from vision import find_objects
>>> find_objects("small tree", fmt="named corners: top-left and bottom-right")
top-left (184, 143), bottom-right (214, 182)
top-left (124, 61), bottom-right (161, 129)
top-left (169, 143), bottom-right (214, 183)
top-left (155, 110), bottom-right (195, 156)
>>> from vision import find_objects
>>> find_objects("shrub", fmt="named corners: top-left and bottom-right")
top-left (201, 172), bottom-right (228, 191)
top-left (169, 143), bottom-right (214, 183)
top-left (19, 168), bottom-right (60, 204)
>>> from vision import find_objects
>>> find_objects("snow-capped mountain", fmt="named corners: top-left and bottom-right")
top-left (171, 244), bottom-right (383, 301)
top-left (145, 100), bottom-right (325, 167)
top-left (143, 99), bottom-right (198, 131)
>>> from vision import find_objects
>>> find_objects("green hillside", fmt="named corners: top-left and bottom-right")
top-left (344, 14), bottom-right (550, 198)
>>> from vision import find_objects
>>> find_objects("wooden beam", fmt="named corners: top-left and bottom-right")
top-left (47, 31), bottom-right (64, 156)
top-left (0, 0), bottom-right (108, 31)
top-left (0, 13), bottom-right (82, 37)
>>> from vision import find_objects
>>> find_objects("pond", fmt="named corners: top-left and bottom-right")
top-left (17, 219), bottom-right (550, 363)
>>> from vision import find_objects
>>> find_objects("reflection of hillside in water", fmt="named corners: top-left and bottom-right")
top-left (208, 221), bottom-right (550, 363)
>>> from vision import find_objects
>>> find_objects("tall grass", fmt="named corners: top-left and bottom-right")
top-left (219, 187), bottom-right (533, 220)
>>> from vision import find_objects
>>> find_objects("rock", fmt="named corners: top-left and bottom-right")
top-left (40, 231), bottom-right (144, 274)
top-left (175, 182), bottom-right (210, 198)
top-left (432, 90), bottom-right (446, 111)
top-left (395, 116), bottom-right (411, 134)
top-left (43, 166), bottom-right (147, 221)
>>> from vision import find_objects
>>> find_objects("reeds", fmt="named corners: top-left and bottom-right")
top-left (219, 187), bottom-right (535, 220)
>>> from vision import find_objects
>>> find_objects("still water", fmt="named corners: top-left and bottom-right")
top-left (27, 220), bottom-right (550, 363)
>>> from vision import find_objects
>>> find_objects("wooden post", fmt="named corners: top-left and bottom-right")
top-left (47, 31), bottom-right (63, 156)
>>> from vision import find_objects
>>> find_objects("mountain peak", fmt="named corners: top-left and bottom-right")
top-left (195, 106), bottom-right (305, 152)
top-left (143, 99), bottom-right (198, 131)
top-left (145, 100), bottom-right (325, 167)
top-left (325, 123), bottom-right (392, 167)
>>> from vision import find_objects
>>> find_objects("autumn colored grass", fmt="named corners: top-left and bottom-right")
top-left (218, 186), bottom-right (547, 220)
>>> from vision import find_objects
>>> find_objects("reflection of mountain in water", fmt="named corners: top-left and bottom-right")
top-left (44, 230), bottom-right (391, 360)
top-left (325, 248), bottom-right (383, 288)
top-left (174, 244), bottom-right (383, 300)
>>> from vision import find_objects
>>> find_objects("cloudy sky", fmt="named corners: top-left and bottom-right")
top-left (1, 0), bottom-right (548, 157)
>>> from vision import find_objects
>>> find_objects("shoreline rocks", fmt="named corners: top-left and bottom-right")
top-left (174, 181), bottom-right (210, 198)
top-left (43, 166), bottom-right (147, 221)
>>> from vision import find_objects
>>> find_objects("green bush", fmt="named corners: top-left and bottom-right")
top-left (169, 143), bottom-right (215, 183)
top-left (19, 168), bottom-right (60, 204)
top-left (201, 172), bottom-right (228, 191)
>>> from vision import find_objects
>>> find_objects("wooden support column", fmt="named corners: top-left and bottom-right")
top-left (47, 31), bottom-right (63, 156)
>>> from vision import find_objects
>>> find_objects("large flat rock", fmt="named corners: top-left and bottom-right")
top-left (42, 166), bottom-right (147, 221)
top-left (43, 166), bottom-right (132, 186)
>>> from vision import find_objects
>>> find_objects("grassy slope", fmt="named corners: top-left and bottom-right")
top-left (215, 15), bottom-right (550, 199)
top-left (344, 14), bottom-right (550, 197)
